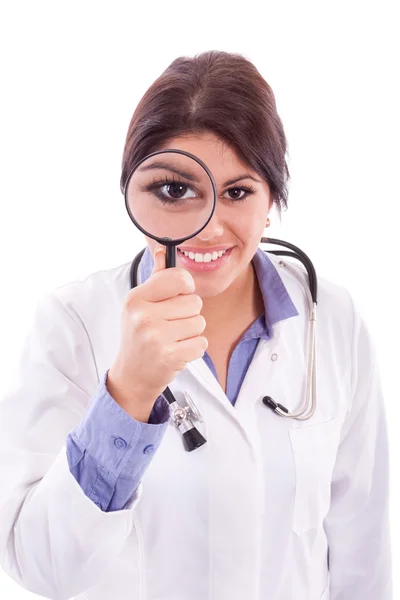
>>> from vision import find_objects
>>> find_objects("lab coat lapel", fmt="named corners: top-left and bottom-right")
top-left (185, 357), bottom-right (227, 403)
top-left (184, 356), bottom-right (260, 449)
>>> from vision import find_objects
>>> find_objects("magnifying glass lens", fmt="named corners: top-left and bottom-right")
top-left (125, 152), bottom-right (215, 241)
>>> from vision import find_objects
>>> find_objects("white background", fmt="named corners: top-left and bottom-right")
top-left (0, 0), bottom-right (398, 597)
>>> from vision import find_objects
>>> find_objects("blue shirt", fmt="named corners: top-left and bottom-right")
top-left (66, 248), bottom-right (298, 511)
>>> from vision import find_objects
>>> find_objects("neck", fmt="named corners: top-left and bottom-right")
top-left (201, 262), bottom-right (264, 339)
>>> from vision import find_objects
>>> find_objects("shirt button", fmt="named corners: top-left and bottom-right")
top-left (114, 437), bottom-right (127, 450)
top-left (143, 444), bottom-right (155, 455)
top-left (271, 353), bottom-right (278, 361)
top-left (94, 501), bottom-right (101, 508)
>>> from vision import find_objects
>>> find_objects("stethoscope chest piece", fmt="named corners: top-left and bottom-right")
top-left (169, 392), bottom-right (207, 451)
top-left (183, 392), bottom-right (203, 422)
top-left (169, 392), bottom-right (203, 427)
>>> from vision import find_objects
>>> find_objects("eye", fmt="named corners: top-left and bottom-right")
top-left (160, 182), bottom-right (196, 201)
top-left (145, 177), bottom-right (198, 204)
top-left (223, 185), bottom-right (256, 202)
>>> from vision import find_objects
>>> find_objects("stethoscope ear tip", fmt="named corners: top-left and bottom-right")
top-left (262, 396), bottom-right (289, 414)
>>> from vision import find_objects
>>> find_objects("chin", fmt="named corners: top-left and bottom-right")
top-left (194, 284), bottom-right (223, 299)
top-left (192, 276), bottom-right (232, 299)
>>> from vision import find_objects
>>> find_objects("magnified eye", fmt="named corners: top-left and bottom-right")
top-left (145, 177), bottom-right (199, 204)
top-left (160, 182), bottom-right (196, 200)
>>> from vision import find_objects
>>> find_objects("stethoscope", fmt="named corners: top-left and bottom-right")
top-left (129, 237), bottom-right (318, 452)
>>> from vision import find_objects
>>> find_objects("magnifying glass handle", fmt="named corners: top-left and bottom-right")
top-left (166, 245), bottom-right (176, 268)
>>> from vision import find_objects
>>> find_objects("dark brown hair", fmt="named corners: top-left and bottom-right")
top-left (121, 50), bottom-right (290, 215)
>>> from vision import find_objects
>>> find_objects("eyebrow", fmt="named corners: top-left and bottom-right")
top-left (137, 161), bottom-right (200, 182)
top-left (223, 174), bottom-right (262, 186)
top-left (137, 162), bottom-right (262, 187)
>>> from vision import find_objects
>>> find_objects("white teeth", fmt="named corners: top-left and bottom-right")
top-left (180, 248), bottom-right (228, 263)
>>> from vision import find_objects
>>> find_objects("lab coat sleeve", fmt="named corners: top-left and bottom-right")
top-left (323, 293), bottom-right (393, 599)
top-left (66, 369), bottom-right (169, 512)
top-left (0, 292), bottom-right (147, 600)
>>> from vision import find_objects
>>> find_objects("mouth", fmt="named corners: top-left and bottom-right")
top-left (177, 246), bottom-right (234, 271)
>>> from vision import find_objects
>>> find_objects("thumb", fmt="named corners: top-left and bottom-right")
top-left (151, 244), bottom-right (166, 274)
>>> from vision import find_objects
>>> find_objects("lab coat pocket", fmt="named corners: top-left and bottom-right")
top-left (289, 413), bottom-right (346, 535)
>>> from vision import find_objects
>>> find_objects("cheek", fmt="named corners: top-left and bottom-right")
top-left (233, 209), bottom-right (266, 240)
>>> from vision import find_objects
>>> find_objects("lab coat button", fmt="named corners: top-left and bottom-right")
top-left (271, 353), bottom-right (278, 361)
top-left (114, 437), bottom-right (127, 450)
top-left (143, 444), bottom-right (155, 455)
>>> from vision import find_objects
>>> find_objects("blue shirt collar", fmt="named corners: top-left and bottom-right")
top-left (138, 246), bottom-right (299, 336)
top-left (252, 248), bottom-right (299, 326)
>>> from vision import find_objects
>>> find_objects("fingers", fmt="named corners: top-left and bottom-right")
top-left (152, 294), bottom-right (203, 320)
top-left (174, 335), bottom-right (209, 364)
top-left (167, 314), bottom-right (206, 342)
top-left (146, 269), bottom-right (195, 302)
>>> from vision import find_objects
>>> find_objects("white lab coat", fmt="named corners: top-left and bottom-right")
top-left (0, 254), bottom-right (392, 600)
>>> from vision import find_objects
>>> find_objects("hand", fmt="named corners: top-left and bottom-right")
top-left (107, 245), bottom-right (208, 421)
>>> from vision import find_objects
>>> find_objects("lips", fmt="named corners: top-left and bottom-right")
top-left (176, 246), bottom-right (234, 271)
top-left (177, 245), bottom-right (233, 253)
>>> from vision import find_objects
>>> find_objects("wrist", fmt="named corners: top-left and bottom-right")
top-left (106, 368), bottom-right (160, 423)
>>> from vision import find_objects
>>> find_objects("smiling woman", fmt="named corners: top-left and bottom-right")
top-left (0, 49), bottom-right (392, 600)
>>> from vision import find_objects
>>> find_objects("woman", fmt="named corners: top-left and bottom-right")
top-left (0, 51), bottom-right (392, 600)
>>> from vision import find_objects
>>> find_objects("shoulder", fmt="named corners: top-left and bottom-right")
top-left (266, 252), bottom-right (356, 335)
top-left (40, 260), bottom-right (132, 326)
top-left (267, 252), bottom-right (353, 311)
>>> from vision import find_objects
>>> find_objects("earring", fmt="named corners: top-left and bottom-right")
top-left (265, 217), bottom-right (271, 228)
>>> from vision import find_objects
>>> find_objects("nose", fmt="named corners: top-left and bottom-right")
top-left (196, 208), bottom-right (224, 241)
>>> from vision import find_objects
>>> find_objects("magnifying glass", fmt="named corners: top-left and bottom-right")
top-left (123, 149), bottom-right (217, 451)
top-left (124, 149), bottom-right (217, 268)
